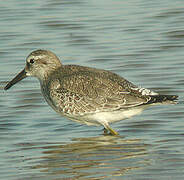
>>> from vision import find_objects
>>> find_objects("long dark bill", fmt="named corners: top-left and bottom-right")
top-left (4, 69), bottom-right (27, 90)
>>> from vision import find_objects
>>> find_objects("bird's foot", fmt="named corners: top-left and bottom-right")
top-left (103, 127), bottom-right (119, 136)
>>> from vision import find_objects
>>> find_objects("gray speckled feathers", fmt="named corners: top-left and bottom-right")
top-left (43, 64), bottom-right (177, 116)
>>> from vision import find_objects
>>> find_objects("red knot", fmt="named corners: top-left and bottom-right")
top-left (4, 50), bottom-right (178, 135)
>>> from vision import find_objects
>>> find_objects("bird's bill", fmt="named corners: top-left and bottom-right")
top-left (4, 69), bottom-right (27, 90)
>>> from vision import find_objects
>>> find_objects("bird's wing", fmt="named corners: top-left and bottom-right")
top-left (49, 68), bottom-right (155, 115)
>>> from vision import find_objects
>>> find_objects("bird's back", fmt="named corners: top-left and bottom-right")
top-left (41, 64), bottom-right (177, 117)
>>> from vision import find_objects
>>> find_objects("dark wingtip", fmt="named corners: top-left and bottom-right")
top-left (170, 95), bottom-right (178, 101)
top-left (148, 94), bottom-right (178, 105)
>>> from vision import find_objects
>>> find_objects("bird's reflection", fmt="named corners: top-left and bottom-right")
top-left (22, 135), bottom-right (150, 179)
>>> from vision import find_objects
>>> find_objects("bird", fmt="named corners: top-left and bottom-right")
top-left (4, 50), bottom-right (178, 135)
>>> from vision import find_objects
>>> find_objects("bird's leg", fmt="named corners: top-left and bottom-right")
top-left (108, 127), bottom-right (119, 136)
top-left (103, 127), bottom-right (108, 135)
top-left (103, 123), bottom-right (119, 136)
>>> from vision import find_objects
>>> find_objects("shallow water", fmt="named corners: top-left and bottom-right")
top-left (1, 0), bottom-right (184, 179)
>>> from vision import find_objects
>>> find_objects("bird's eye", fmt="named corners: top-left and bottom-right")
top-left (30, 59), bottom-right (35, 64)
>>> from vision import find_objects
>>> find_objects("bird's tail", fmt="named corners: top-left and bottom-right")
top-left (149, 94), bottom-right (178, 104)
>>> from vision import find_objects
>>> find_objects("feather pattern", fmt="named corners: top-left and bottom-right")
top-left (41, 64), bottom-right (176, 117)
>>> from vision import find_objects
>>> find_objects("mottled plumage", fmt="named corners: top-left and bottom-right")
top-left (4, 50), bottom-right (178, 135)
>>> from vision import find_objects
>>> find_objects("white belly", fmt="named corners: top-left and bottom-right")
top-left (67, 107), bottom-right (144, 126)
